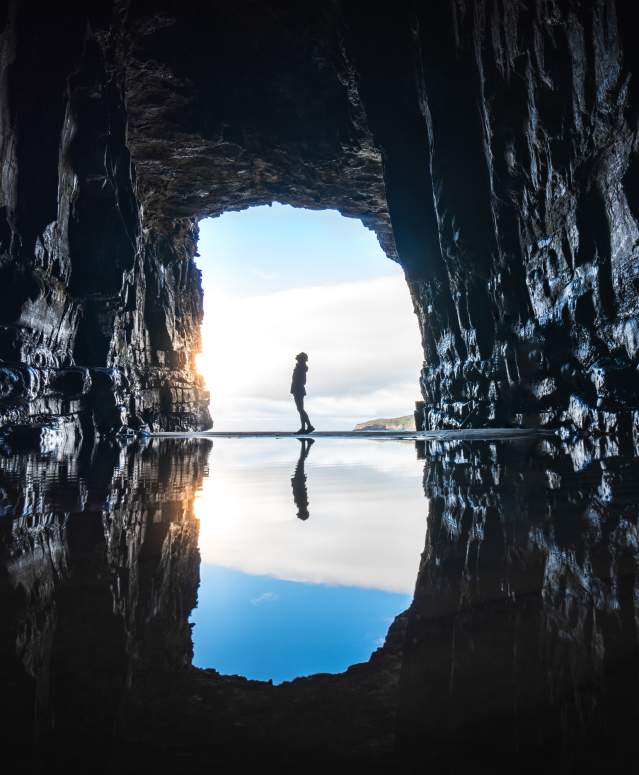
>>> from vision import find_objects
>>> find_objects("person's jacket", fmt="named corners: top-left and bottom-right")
top-left (290, 362), bottom-right (307, 395)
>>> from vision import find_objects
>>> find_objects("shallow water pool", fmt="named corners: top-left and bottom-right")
top-left (190, 438), bottom-right (427, 682)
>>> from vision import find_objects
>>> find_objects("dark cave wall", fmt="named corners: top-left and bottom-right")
top-left (1, 0), bottom-right (639, 434)
top-left (407, 0), bottom-right (639, 433)
top-left (341, 0), bottom-right (639, 433)
top-left (0, 2), bottom-right (210, 435)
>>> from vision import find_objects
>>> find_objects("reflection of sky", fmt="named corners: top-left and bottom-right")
top-left (190, 438), bottom-right (427, 683)
top-left (193, 566), bottom-right (410, 684)
top-left (195, 438), bottom-right (427, 592)
top-left (195, 205), bottom-right (423, 430)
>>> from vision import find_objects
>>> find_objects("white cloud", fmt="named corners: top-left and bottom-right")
top-left (197, 275), bottom-right (423, 430)
top-left (250, 592), bottom-right (279, 605)
top-left (195, 438), bottom-right (428, 594)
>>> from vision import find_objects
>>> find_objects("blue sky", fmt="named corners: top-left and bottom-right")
top-left (195, 204), bottom-right (423, 430)
top-left (192, 565), bottom-right (411, 683)
top-left (197, 204), bottom-right (399, 297)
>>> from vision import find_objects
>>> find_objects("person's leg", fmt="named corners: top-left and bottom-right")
top-left (301, 399), bottom-right (314, 432)
top-left (294, 394), bottom-right (315, 432)
top-left (293, 394), bottom-right (306, 432)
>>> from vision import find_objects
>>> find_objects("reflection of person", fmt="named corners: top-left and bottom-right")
top-left (291, 438), bottom-right (314, 520)
top-left (290, 352), bottom-right (315, 434)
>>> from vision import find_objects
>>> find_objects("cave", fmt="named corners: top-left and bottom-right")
top-left (2, 2), bottom-right (639, 773)
top-left (2, 0), bottom-right (638, 439)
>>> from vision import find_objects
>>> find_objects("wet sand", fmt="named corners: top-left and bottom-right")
top-left (149, 427), bottom-right (555, 441)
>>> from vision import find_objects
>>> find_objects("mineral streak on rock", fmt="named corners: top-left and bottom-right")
top-left (0, 1), bottom-right (638, 434)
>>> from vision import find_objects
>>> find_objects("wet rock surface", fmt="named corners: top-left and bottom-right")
top-left (0, 4), bottom-right (211, 435)
top-left (1, 433), bottom-right (639, 772)
top-left (1, 2), bottom-right (638, 433)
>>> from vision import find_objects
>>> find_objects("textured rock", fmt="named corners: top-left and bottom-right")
top-left (405, 0), bottom-right (639, 434)
top-left (1, 2), bottom-right (638, 433)
top-left (0, 4), bottom-right (210, 434)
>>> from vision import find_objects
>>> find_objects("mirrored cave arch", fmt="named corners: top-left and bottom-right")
top-left (2, 432), bottom-right (639, 771)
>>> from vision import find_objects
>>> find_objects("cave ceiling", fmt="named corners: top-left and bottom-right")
top-left (124, 2), bottom-right (398, 258)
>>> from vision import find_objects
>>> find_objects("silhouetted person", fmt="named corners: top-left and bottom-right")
top-left (290, 352), bottom-right (315, 433)
top-left (291, 438), bottom-right (314, 520)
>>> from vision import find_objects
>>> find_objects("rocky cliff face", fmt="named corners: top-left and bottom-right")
top-left (0, 3), bottom-right (211, 436)
top-left (0, 1), bottom-right (638, 434)
top-left (407, 1), bottom-right (639, 434)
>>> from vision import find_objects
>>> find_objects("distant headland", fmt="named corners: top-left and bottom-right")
top-left (353, 415), bottom-right (416, 432)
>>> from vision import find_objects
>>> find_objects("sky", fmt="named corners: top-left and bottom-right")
top-left (195, 204), bottom-right (423, 430)
top-left (190, 437), bottom-right (427, 682)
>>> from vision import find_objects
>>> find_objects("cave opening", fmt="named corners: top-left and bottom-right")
top-left (194, 204), bottom-right (423, 431)
top-left (187, 203), bottom-right (426, 682)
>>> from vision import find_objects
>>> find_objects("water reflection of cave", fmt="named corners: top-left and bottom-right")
top-left (4, 435), bottom-right (639, 771)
